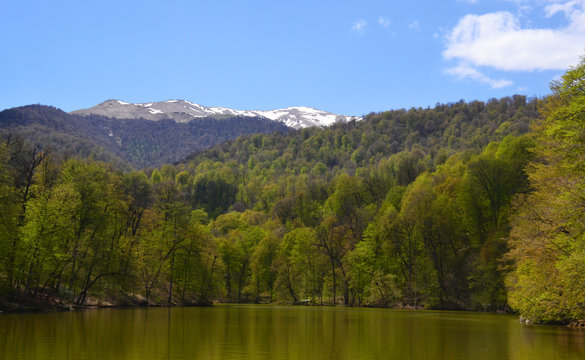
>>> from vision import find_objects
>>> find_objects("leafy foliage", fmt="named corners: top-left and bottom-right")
top-left (507, 57), bottom-right (585, 324)
top-left (0, 94), bottom-right (551, 317)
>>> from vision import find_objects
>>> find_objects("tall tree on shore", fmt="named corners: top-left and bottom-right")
top-left (507, 56), bottom-right (585, 323)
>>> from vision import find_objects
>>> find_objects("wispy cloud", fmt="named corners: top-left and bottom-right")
top-left (445, 63), bottom-right (513, 88)
top-left (443, 0), bottom-right (585, 86)
top-left (378, 16), bottom-right (390, 28)
top-left (351, 19), bottom-right (368, 34)
top-left (409, 21), bottom-right (421, 30)
top-left (545, 0), bottom-right (583, 18)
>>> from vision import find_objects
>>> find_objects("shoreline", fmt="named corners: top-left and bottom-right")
top-left (3, 295), bottom-right (584, 329)
top-left (2, 296), bottom-right (582, 328)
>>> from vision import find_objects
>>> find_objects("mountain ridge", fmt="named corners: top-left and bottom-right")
top-left (72, 99), bottom-right (359, 129)
top-left (0, 104), bottom-right (291, 169)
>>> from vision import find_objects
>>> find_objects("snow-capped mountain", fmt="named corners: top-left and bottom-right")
top-left (72, 100), bottom-right (359, 129)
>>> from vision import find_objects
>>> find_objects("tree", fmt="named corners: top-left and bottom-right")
top-left (345, 223), bottom-right (399, 306)
top-left (117, 171), bottom-right (153, 293)
top-left (0, 143), bottom-right (19, 293)
top-left (460, 135), bottom-right (534, 310)
top-left (250, 232), bottom-right (279, 302)
top-left (59, 160), bottom-right (125, 304)
top-left (1, 135), bottom-right (47, 294)
top-left (275, 227), bottom-right (324, 304)
top-left (507, 55), bottom-right (585, 323)
top-left (193, 172), bottom-right (237, 218)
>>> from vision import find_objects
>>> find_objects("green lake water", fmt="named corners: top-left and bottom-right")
top-left (1, 305), bottom-right (584, 359)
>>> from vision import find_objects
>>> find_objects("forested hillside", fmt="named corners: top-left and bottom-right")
top-left (0, 93), bottom-right (540, 312)
top-left (0, 105), bottom-right (291, 169)
top-left (2, 57), bottom-right (584, 325)
top-left (177, 95), bottom-right (538, 310)
top-left (187, 94), bottom-right (535, 176)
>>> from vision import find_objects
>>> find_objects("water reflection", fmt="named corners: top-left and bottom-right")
top-left (0, 305), bottom-right (584, 359)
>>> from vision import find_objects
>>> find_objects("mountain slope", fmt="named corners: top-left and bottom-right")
top-left (185, 95), bottom-right (538, 172)
top-left (0, 105), bottom-right (291, 169)
top-left (73, 100), bottom-right (359, 129)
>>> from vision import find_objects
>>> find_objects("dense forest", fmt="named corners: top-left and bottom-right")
top-left (0, 106), bottom-right (291, 169)
top-left (0, 59), bottom-right (583, 325)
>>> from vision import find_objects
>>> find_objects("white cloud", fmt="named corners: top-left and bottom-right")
top-left (443, 2), bottom-right (585, 73)
top-left (378, 16), bottom-right (390, 28)
top-left (545, 1), bottom-right (575, 17)
top-left (351, 19), bottom-right (368, 33)
top-left (433, 26), bottom-right (446, 39)
top-left (409, 21), bottom-right (421, 30)
top-left (502, 0), bottom-right (530, 4)
top-left (446, 63), bottom-right (514, 88)
top-left (552, 74), bottom-right (563, 82)
top-left (546, 0), bottom-right (585, 33)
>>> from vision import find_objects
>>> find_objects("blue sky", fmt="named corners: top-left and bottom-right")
top-left (1, 0), bottom-right (583, 116)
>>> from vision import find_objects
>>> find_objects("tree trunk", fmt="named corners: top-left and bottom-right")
top-left (168, 251), bottom-right (175, 305)
top-left (330, 256), bottom-right (336, 305)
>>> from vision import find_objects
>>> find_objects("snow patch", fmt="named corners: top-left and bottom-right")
top-left (287, 106), bottom-right (319, 112)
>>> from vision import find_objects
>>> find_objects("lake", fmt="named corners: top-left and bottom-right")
top-left (1, 305), bottom-right (584, 359)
